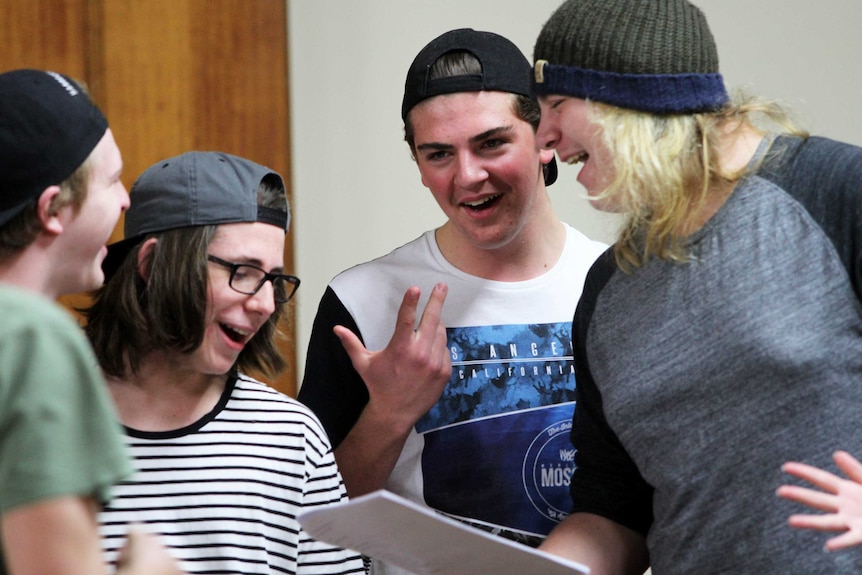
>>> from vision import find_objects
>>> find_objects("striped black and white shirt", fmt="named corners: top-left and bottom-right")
top-left (99, 372), bottom-right (365, 575)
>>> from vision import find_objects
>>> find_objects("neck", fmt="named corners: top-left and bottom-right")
top-left (681, 123), bottom-right (766, 235)
top-left (108, 351), bottom-right (229, 432)
top-left (0, 249), bottom-right (61, 298)
top-left (436, 196), bottom-right (567, 281)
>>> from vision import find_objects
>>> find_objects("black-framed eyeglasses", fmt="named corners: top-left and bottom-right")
top-left (207, 255), bottom-right (300, 304)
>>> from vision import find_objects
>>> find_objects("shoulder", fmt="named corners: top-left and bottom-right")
top-left (0, 287), bottom-right (94, 361)
top-left (0, 287), bottom-right (82, 332)
top-left (233, 374), bottom-right (332, 439)
top-left (577, 249), bottom-right (619, 317)
top-left (330, 231), bottom-right (435, 288)
top-left (759, 135), bottom-right (862, 192)
top-left (326, 231), bottom-right (447, 322)
top-left (563, 223), bottom-right (610, 261)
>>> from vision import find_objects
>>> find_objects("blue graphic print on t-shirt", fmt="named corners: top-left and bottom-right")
top-left (417, 322), bottom-right (577, 540)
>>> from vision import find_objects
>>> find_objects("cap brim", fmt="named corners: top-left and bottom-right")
top-left (543, 155), bottom-right (558, 186)
top-left (0, 199), bottom-right (33, 229)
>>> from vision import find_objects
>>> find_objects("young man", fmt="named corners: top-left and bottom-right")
top-left (531, 0), bottom-right (862, 573)
top-left (299, 29), bottom-right (606, 574)
top-left (84, 151), bottom-right (365, 575)
top-left (0, 68), bottom-right (179, 575)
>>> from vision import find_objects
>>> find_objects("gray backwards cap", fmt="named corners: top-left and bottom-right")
top-left (103, 151), bottom-right (288, 278)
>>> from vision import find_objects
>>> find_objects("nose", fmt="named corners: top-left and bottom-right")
top-left (118, 183), bottom-right (131, 211)
top-left (536, 114), bottom-right (561, 152)
top-left (453, 152), bottom-right (487, 190)
top-left (245, 280), bottom-right (277, 317)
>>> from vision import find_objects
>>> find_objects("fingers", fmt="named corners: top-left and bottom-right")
top-left (393, 285), bottom-right (423, 337)
top-left (782, 461), bottom-right (842, 493)
top-left (787, 512), bottom-right (847, 532)
top-left (777, 485), bottom-right (838, 513)
top-left (826, 530), bottom-right (862, 551)
top-left (334, 325), bottom-right (370, 369)
top-left (333, 283), bottom-right (449, 380)
top-left (835, 451), bottom-right (862, 483)
top-left (389, 284), bottom-right (448, 351)
top-left (415, 283), bottom-right (448, 339)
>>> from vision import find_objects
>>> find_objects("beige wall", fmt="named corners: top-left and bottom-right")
top-left (288, 0), bottom-right (862, 382)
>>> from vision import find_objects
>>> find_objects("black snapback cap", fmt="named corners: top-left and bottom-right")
top-left (401, 28), bottom-right (556, 186)
top-left (0, 69), bottom-right (108, 227)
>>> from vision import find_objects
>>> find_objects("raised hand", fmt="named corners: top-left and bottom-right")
top-left (335, 282), bottom-right (450, 430)
top-left (778, 450), bottom-right (862, 550)
top-left (332, 283), bottom-right (451, 496)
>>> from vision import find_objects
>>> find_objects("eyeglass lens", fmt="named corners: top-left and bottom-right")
top-left (230, 265), bottom-right (298, 303)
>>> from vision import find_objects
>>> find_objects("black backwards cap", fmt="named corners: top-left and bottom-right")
top-left (533, 0), bottom-right (729, 114)
top-left (103, 151), bottom-right (288, 278)
top-left (401, 28), bottom-right (557, 186)
top-left (0, 69), bottom-right (109, 228)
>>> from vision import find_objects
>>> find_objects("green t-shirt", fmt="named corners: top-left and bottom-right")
top-left (0, 286), bottom-right (131, 575)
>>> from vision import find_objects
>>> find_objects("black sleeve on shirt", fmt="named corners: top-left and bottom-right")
top-left (298, 286), bottom-right (369, 448)
top-left (758, 135), bottom-right (862, 303)
top-left (569, 250), bottom-right (655, 536)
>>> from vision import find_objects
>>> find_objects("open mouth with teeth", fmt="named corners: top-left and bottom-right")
top-left (220, 323), bottom-right (251, 344)
top-left (567, 152), bottom-right (588, 165)
top-left (463, 193), bottom-right (503, 211)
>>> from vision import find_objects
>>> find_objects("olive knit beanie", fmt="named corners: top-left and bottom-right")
top-left (533, 0), bottom-right (728, 114)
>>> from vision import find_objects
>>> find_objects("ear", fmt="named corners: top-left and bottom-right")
top-left (36, 186), bottom-right (65, 236)
top-left (539, 146), bottom-right (555, 165)
top-left (136, 237), bottom-right (158, 282)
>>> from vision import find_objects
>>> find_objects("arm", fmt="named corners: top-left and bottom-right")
top-left (546, 256), bottom-right (650, 575)
top-left (2, 496), bottom-right (107, 575)
top-left (778, 450), bottom-right (862, 550)
top-left (332, 283), bottom-right (450, 496)
top-left (1, 497), bottom-right (181, 575)
top-left (540, 512), bottom-right (648, 575)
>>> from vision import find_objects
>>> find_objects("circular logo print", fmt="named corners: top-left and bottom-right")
top-left (522, 418), bottom-right (575, 523)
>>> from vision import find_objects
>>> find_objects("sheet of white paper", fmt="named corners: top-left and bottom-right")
top-left (298, 490), bottom-right (589, 575)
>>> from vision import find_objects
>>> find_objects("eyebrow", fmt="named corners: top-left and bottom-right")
top-left (218, 254), bottom-right (285, 273)
top-left (415, 125), bottom-right (516, 152)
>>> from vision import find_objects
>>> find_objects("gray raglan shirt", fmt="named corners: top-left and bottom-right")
top-left (571, 135), bottom-right (862, 574)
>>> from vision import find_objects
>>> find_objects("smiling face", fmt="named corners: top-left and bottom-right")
top-left (53, 128), bottom-right (129, 294)
top-left (536, 95), bottom-right (620, 212)
top-left (188, 221), bottom-right (284, 376)
top-left (409, 90), bottom-right (554, 256)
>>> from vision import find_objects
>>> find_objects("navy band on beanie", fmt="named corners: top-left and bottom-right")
top-left (535, 63), bottom-right (729, 114)
top-left (0, 69), bottom-right (108, 227)
top-left (533, 0), bottom-right (729, 114)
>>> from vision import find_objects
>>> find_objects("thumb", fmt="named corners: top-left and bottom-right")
top-left (333, 325), bottom-right (370, 371)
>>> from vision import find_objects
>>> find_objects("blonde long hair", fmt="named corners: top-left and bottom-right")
top-left (591, 93), bottom-right (806, 270)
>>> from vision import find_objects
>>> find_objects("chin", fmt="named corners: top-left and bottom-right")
top-left (77, 271), bottom-right (105, 293)
top-left (587, 192), bottom-right (624, 214)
